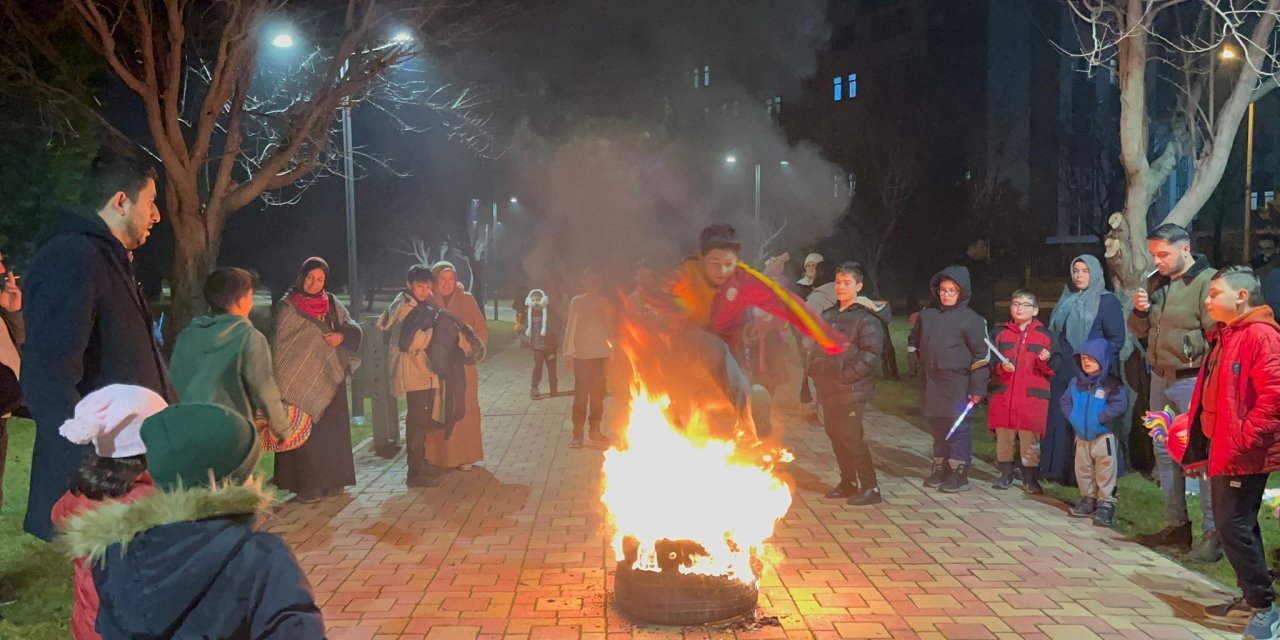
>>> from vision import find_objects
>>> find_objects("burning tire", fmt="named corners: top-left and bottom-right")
top-left (613, 563), bottom-right (758, 626)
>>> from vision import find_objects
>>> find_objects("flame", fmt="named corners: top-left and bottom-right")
top-left (600, 310), bottom-right (794, 583)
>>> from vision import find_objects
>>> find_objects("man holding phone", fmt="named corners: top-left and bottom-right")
top-left (1129, 223), bottom-right (1220, 561)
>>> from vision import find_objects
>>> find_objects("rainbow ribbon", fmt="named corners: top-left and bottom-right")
top-left (1142, 406), bottom-right (1175, 445)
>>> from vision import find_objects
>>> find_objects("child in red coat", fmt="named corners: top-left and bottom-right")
top-left (987, 290), bottom-right (1054, 494)
top-left (50, 385), bottom-right (169, 640)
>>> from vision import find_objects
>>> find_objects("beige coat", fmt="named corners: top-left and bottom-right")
top-left (424, 288), bottom-right (489, 467)
top-left (376, 291), bottom-right (436, 396)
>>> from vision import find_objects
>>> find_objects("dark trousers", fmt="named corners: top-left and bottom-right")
top-left (0, 418), bottom-right (7, 509)
top-left (405, 390), bottom-right (445, 480)
top-left (930, 415), bottom-right (972, 463)
top-left (532, 349), bottom-right (558, 393)
top-left (1212, 473), bottom-right (1274, 609)
top-left (572, 357), bottom-right (607, 439)
top-left (822, 402), bottom-right (877, 490)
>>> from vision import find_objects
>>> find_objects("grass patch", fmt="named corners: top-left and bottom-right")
top-left (0, 395), bottom-right (378, 638)
top-left (875, 316), bottom-right (1272, 589)
top-left (0, 419), bottom-right (73, 640)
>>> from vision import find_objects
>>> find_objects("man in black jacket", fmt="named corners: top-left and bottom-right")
top-left (809, 262), bottom-right (885, 506)
top-left (22, 152), bottom-right (175, 542)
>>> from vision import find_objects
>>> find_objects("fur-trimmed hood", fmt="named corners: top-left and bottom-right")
top-left (61, 479), bottom-right (275, 565)
top-left (61, 479), bottom-right (328, 639)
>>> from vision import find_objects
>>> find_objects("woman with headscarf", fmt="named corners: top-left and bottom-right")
top-left (1041, 254), bottom-right (1126, 485)
top-left (426, 261), bottom-right (488, 470)
top-left (270, 257), bottom-right (362, 502)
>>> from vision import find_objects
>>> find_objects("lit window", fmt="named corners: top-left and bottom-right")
top-left (833, 76), bottom-right (843, 101)
top-left (693, 69), bottom-right (700, 88)
top-left (704, 65), bottom-right (710, 87)
top-left (847, 73), bottom-right (858, 98)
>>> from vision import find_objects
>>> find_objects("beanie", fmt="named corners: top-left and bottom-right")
top-left (431, 260), bottom-right (457, 277)
top-left (804, 253), bottom-right (824, 265)
top-left (141, 404), bottom-right (260, 489)
top-left (59, 385), bottom-right (168, 458)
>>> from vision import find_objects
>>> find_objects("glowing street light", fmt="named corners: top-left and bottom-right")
top-left (391, 31), bottom-right (414, 44)
top-left (1221, 46), bottom-right (1238, 61)
top-left (724, 155), bottom-right (737, 164)
top-left (509, 197), bottom-right (519, 204)
top-left (271, 33), bottom-right (295, 48)
top-left (779, 160), bottom-right (790, 167)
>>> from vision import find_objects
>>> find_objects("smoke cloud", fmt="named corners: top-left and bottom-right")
top-left (477, 0), bottom-right (849, 291)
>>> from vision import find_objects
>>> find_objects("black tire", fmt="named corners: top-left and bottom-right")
top-left (613, 564), bottom-right (757, 626)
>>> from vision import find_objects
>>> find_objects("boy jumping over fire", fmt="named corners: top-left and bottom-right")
top-left (633, 224), bottom-right (842, 441)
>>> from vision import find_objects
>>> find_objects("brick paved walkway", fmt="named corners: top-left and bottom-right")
top-left (270, 345), bottom-right (1239, 640)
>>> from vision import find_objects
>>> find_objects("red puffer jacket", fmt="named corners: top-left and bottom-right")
top-left (1184, 306), bottom-right (1280, 477)
top-left (986, 319), bottom-right (1055, 433)
top-left (51, 473), bottom-right (156, 640)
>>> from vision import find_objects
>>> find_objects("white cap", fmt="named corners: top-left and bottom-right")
top-left (59, 385), bottom-right (169, 458)
top-left (804, 253), bottom-right (824, 265)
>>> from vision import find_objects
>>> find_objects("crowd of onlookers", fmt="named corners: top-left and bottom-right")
top-left (3, 149), bottom-right (1280, 638)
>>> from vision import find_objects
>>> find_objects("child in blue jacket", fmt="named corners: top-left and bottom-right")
top-left (1059, 338), bottom-right (1128, 528)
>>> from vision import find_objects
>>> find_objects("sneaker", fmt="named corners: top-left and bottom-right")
top-left (923, 458), bottom-right (947, 488)
top-left (825, 484), bottom-right (858, 499)
top-left (1135, 522), bottom-right (1193, 551)
top-left (1204, 595), bottom-right (1252, 626)
top-left (847, 487), bottom-right (883, 506)
top-left (1190, 531), bottom-right (1225, 563)
top-left (1093, 504), bottom-right (1115, 528)
top-left (939, 463), bottom-right (971, 493)
top-left (1069, 497), bottom-right (1097, 517)
top-left (1244, 604), bottom-right (1280, 640)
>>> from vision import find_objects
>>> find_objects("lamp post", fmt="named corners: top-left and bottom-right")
top-left (271, 28), bottom-right (416, 319)
top-left (725, 154), bottom-right (789, 261)
top-left (1222, 46), bottom-right (1256, 263)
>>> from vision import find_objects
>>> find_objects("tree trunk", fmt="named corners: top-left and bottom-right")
top-left (166, 201), bottom-right (224, 347)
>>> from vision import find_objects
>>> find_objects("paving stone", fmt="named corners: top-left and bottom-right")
top-left (268, 346), bottom-right (1236, 639)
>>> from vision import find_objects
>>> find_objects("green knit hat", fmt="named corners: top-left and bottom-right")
top-left (140, 404), bottom-right (261, 489)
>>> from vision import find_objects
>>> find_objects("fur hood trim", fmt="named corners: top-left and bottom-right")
top-left (60, 478), bottom-right (275, 564)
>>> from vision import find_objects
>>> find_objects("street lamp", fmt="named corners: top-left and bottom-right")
top-left (267, 27), bottom-right (415, 319)
top-left (1222, 47), bottom-right (1256, 263)
top-left (509, 197), bottom-right (519, 204)
top-left (724, 155), bottom-right (737, 164)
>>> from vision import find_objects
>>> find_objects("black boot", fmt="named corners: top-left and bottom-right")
top-left (940, 462), bottom-right (971, 493)
top-left (923, 457), bottom-right (947, 488)
top-left (1022, 466), bottom-right (1045, 495)
top-left (992, 462), bottom-right (1014, 490)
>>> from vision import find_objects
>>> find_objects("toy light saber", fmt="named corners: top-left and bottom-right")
top-left (984, 337), bottom-right (1012, 368)
top-left (945, 399), bottom-right (977, 440)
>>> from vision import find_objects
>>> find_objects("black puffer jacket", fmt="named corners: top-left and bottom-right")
top-left (909, 265), bottom-right (991, 418)
top-left (808, 299), bottom-right (886, 406)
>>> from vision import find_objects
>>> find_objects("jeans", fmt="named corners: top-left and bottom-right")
top-left (930, 415), bottom-right (972, 463)
top-left (1151, 374), bottom-right (1215, 532)
top-left (571, 357), bottom-right (607, 439)
top-left (822, 402), bottom-right (877, 490)
top-left (1212, 474), bottom-right (1273, 608)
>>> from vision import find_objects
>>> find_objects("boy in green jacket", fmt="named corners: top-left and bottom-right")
top-left (169, 267), bottom-right (293, 444)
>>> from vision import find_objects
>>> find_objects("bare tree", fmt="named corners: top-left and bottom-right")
top-left (0, 0), bottom-right (504, 333)
top-left (1065, 0), bottom-right (1280, 290)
